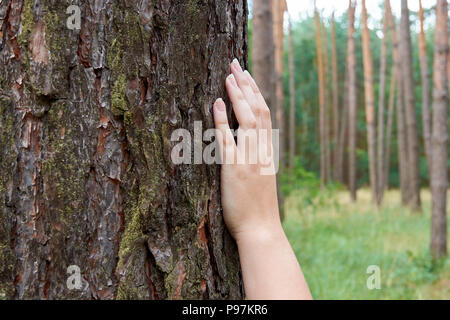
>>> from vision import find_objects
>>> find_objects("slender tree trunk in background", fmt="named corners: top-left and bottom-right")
top-left (396, 78), bottom-right (410, 205)
top-left (325, 25), bottom-right (332, 183)
top-left (400, 0), bottom-right (421, 211)
top-left (347, 0), bottom-right (357, 201)
top-left (376, 2), bottom-right (389, 205)
top-left (321, 20), bottom-right (331, 183)
top-left (384, 69), bottom-right (396, 190)
top-left (331, 13), bottom-right (340, 182)
top-left (253, 0), bottom-right (284, 219)
top-left (314, 8), bottom-right (326, 187)
top-left (418, 0), bottom-right (432, 174)
top-left (272, 0), bottom-right (287, 170)
top-left (337, 73), bottom-right (349, 185)
top-left (302, 101), bottom-right (310, 160)
top-left (0, 0), bottom-right (247, 300)
top-left (387, 0), bottom-right (409, 205)
top-left (448, 51), bottom-right (450, 94)
top-left (430, 0), bottom-right (448, 259)
top-left (253, 0), bottom-right (275, 116)
top-left (288, 15), bottom-right (296, 171)
top-left (361, 0), bottom-right (378, 205)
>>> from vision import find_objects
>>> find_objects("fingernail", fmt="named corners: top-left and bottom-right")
top-left (227, 74), bottom-right (238, 87)
top-left (215, 98), bottom-right (225, 111)
top-left (232, 58), bottom-right (243, 72)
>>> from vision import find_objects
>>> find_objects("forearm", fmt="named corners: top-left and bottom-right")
top-left (236, 224), bottom-right (312, 300)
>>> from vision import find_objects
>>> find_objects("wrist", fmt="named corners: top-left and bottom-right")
top-left (235, 221), bottom-right (285, 248)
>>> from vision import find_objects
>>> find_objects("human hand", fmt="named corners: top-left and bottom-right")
top-left (213, 59), bottom-right (281, 243)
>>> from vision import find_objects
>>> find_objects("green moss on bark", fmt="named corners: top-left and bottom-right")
top-left (18, 0), bottom-right (34, 47)
top-left (41, 102), bottom-right (87, 225)
top-left (0, 98), bottom-right (17, 299)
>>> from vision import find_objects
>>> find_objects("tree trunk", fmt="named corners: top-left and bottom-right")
top-left (376, 2), bottom-right (389, 205)
top-left (361, 0), bottom-right (378, 204)
top-left (331, 12), bottom-right (340, 182)
top-left (0, 0), bottom-right (246, 300)
top-left (384, 68), bottom-right (396, 190)
top-left (337, 72), bottom-right (349, 185)
top-left (347, 0), bottom-right (357, 201)
top-left (430, 0), bottom-right (448, 259)
top-left (314, 8), bottom-right (326, 186)
top-left (418, 0), bottom-right (432, 174)
top-left (272, 0), bottom-right (287, 170)
top-left (253, 0), bottom-right (283, 218)
top-left (400, 0), bottom-right (421, 211)
top-left (321, 20), bottom-right (331, 183)
top-left (253, 0), bottom-right (275, 114)
top-left (396, 79), bottom-right (410, 205)
top-left (448, 48), bottom-right (450, 94)
top-left (387, 0), bottom-right (409, 205)
top-left (288, 14), bottom-right (296, 171)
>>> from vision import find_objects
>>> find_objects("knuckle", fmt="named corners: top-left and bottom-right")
top-left (262, 107), bottom-right (271, 120)
top-left (215, 117), bottom-right (227, 125)
top-left (215, 119), bottom-right (229, 128)
top-left (239, 77), bottom-right (250, 87)
top-left (252, 106), bottom-right (262, 117)
top-left (236, 91), bottom-right (245, 101)
top-left (247, 117), bottom-right (257, 129)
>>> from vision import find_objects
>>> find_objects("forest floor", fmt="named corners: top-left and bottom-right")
top-left (283, 188), bottom-right (450, 300)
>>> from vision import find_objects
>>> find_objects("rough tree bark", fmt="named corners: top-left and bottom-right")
top-left (386, 0), bottom-right (409, 205)
top-left (0, 0), bottom-right (247, 300)
top-left (400, 0), bottom-right (421, 211)
top-left (430, 0), bottom-right (448, 259)
top-left (347, 0), bottom-right (357, 201)
top-left (418, 0), bottom-right (432, 173)
top-left (361, 0), bottom-right (378, 205)
top-left (376, 1), bottom-right (389, 205)
top-left (288, 14), bottom-right (296, 171)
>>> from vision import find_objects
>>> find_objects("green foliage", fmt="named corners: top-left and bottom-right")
top-left (393, 250), bottom-right (445, 285)
top-left (280, 158), bottom-right (319, 194)
top-left (280, 158), bottom-right (342, 211)
top-left (283, 189), bottom-right (450, 299)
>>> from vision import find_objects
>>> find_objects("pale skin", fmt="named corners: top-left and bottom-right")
top-left (213, 59), bottom-right (312, 300)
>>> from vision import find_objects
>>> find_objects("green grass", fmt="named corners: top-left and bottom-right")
top-left (283, 188), bottom-right (450, 300)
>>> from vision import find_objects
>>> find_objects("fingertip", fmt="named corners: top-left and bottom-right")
top-left (243, 70), bottom-right (253, 82)
top-left (231, 58), bottom-right (243, 72)
top-left (226, 74), bottom-right (238, 88)
top-left (214, 98), bottom-right (226, 111)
